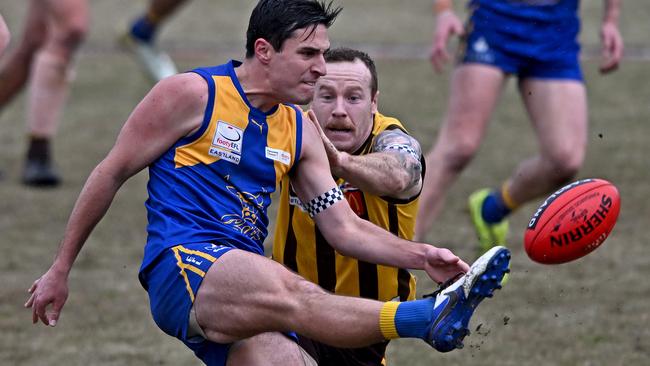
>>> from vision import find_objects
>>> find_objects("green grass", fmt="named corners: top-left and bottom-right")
top-left (1, 1), bottom-right (649, 365)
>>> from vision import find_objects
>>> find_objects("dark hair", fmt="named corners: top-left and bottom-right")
top-left (246, 0), bottom-right (342, 58)
top-left (324, 47), bottom-right (378, 97)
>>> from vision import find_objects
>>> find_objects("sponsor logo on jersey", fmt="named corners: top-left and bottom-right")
top-left (210, 120), bottom-right (244, 164)
top-left (265, 147), bottom-right (291, 165)
top-left (288, 190), bottom-right (307, 212)
top-left (208, 147), bottom-right (241, 164)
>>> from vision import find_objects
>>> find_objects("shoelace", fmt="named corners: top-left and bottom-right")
top-left (422, 272), bottom-right (465, 299)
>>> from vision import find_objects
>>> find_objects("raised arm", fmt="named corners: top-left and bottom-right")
top-left (25, 73), bottom-right (207, 327)
top-left (312, 114), bottom-right (423, 199)
top-left (599, 0), bottom-right (623, 74)
top-left (290, 111), bottom-right (469, 283)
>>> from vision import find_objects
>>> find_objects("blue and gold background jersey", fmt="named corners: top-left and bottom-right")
top-left (141, 60), bottom-right (303, 272)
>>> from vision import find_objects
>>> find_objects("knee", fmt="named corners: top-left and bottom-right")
top-left (285, 274), bottom-right (326, 298)
top-left (59, 23), bottom-right (87, 50)
top-left (546, 150), bottom-right (583, 186)
top-left (283, 274), bottom-right (326, 313)
top-left (440, 136), bottom-right (479, 173)
top-left (49, 21), bottom-right (88, 56)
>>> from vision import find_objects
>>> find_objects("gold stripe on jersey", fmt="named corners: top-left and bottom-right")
top-left (172, 74), bottom-right (300, 186)
top-left (265, 105), bottom-right (300, 186)
top-left (273, 112), bottom-right (418, 302)
top-left (174, 75), bottom-right (250, 168)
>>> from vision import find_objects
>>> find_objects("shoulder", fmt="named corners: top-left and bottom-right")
top-left (154, 72), bottom-right (208, 102)
top-left (144, 73), bottom-right (210, 118)
top-left (134, 73), bottom-right (209, 136)
top-left (370, 112), bottom-right (420, 156)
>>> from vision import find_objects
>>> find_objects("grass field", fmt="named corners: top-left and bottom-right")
top-left (1, 1), bottom-right (649, 365)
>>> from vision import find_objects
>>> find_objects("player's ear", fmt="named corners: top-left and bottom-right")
top-left (254, 38), bottom-right (273, 64)
top-left (371, 91), bottom-right (379, 114)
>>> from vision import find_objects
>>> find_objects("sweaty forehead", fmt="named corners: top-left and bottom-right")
top-left (319, 60), bottom-right (371, 88)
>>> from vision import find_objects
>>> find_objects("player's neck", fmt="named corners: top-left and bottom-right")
top-left (235, 60), bottom-right (278, 112)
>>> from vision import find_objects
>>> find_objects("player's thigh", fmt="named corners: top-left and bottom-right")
top-left (227, 332), bottom-right (315, 366)
top-left (194, 249), bottom-right (316, 343)
top-left (520, 79), bottom-right (587, 161)
top-left (438, 64), bottom-right (506, 148)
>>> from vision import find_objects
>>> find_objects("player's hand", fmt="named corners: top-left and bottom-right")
top-left (423, 246), bottom-right (470, 284)
top-left (430, 10), bottom-right (464, 73)
top-left (24, 268), bottom-right (69, 327)
top-left (599, 21), bottom-right (623, 74)
top-left (306, 109), bottom-right (349, 173)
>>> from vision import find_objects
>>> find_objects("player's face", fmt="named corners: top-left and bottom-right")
top-left (268, 24), bottom-right (330, 105)
top-left (311, 60), bottom-right (377, 153)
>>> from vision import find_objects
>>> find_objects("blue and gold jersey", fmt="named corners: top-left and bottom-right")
top-left (141, 60), bottom-right (303, 272)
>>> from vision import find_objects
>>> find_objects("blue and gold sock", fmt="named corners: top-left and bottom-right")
top-left (481, 183), bottom-right (518, 224)
top-left (130, 12), bottom-right (160, 43)
top-left (380, 300), bottom-right (434, 340)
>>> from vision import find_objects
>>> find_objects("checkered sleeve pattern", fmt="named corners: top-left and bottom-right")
top-left (385, 144), bottom-right (420, 161)
top-left (304, 187), bottom-right (344, 217)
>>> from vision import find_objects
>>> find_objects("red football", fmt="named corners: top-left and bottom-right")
top-left (524, 178), bottom-right (620, 264)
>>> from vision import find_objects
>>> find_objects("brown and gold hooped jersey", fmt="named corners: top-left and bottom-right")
top-left (273, 113), bottom-right (418, 301)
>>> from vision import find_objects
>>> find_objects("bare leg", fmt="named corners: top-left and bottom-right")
top-left (508, 78), bottom-right (587, 204)
top-left (27, 0), bottom-right (88, 138)
top-left (21, 0), bottom-right (88, 186)
top-left (123, 0), bottom-right (187, 81)
top-left (194, 250), bottom-right (384, 348)
top-left (227, 332), bottom-right (314, 366)
top-left (0, 1), bottom-right (47, 109)
top-left (0, 13), bottom-right (10, 56)
top-left (148, 0), bottom-right (191, 22)
top-left (195, 245), bottom-right (511, 358)
top-left (415, 64), bottom-right (506, 240)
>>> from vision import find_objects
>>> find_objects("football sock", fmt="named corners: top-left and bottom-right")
top-left (379, 300), bottom-right (434, 339)
top-left (481, 189), bottom-right (512, 224)
top-left (130, 13), bottom-right (160, 43)
top-left (26, 136), bottom-right (51, 163)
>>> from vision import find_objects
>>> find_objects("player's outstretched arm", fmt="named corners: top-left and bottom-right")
top-left (599, 0), bottom-right (623, 74)
top-left (291, 112), bottom-right (469, 284)
top-left (25, 73), bottom-right (207, 327)
top-left (307, 110), bottom-right (422, 199)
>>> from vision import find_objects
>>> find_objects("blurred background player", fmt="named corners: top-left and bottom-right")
top-left (120, 0), bottom-right (191, 82)
top-left (0, 12), bottom-right (9, 180)
top-left (273, 47), bottom-right (424, 366)
top-left (0, 0), bottom-right (89, 187)
top-left (415, 0), bottom-right (623, 252)
top-left (0, 13), bottom-right (9, 56)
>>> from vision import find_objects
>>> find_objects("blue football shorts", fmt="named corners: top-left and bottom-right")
top-left (459, 16), bottom-right (583, 81)
top-left (139, 242), bottom-right (234, 365)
